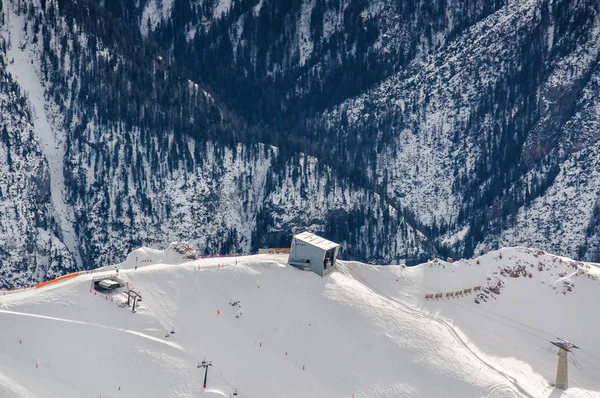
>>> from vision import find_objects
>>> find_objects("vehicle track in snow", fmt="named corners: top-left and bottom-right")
top-left (338, 263), bottom-right (535, 398)
top-left (482, 383), bottom-right (518, 398)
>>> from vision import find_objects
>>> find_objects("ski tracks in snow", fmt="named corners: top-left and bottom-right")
top-left (0, 309), bottom-right (183, 350)
top-left (482, 383), bottom-right (519, 398)
top-left (338, 263), bottom-right (535, 398)
top-left (0, 370), bottom-right (36, 398)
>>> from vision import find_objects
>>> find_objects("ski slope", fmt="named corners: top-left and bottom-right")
top-left (1, 247), bottom-right (599, 397)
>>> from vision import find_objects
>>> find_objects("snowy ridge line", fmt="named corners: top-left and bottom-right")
top-left (338, 263), bottom-right (536, 398)
top-left (79, 267), bottom-right (123, 275)
top-left (1, 286), bottom-right (35, 294)
top-left (196, 253), bottom-right (241, 259)
top-left (9, 244), bottom-right (197, 292)
top-left (195, 263), bottom-right (232, 271)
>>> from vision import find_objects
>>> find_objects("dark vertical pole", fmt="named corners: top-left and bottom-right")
top-left (199, 359), bottom-right (212, 388)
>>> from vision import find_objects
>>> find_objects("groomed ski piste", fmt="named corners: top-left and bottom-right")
top-left (1, 246), bottom-right (600, 398)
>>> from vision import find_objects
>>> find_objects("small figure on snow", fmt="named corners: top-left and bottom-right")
top-left (171, 326), bottom-right (175, 334)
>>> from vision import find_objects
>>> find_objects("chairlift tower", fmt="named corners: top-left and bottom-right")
top-left (550, 338), bottom-right (579, 390)
top-left (197, 358), bottom-right (213, 388)
top-left (124, 288), bottom-right (142, 313)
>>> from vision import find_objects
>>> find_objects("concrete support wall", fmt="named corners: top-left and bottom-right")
top-left (555, 348), bottom-right (568, 390)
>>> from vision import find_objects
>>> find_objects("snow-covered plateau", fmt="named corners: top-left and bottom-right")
top-left (1, 246), bottom-right (599, 397)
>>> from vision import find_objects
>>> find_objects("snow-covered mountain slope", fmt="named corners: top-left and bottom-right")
top-left (1, 247), bottom-right (598, 397)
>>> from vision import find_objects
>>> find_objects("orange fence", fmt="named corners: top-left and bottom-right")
top-left (35, 272), bottom-right (80, 289)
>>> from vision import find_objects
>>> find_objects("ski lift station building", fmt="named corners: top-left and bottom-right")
top-left (288, 231), bottom-right (340, 277)
top-left (94, 279), bottom-right (121, 293)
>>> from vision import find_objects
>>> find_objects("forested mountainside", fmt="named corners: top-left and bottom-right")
top-left (1, 0), bottom-right (599, 286)
top-left (135, 0), bottom-right (505, 127)
top-left (0, 0), bottom-right (429, 288)
top-left (307, 0), bottom-right (600, 259)
top-left (108, 0), bottom-right (505, 179)
top-left (0, 26), bottom-right (76, 286)
top-left (116, 0), bottom-right (600, 260)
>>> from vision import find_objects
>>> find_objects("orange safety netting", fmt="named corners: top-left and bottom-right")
top-left (35, 272), bottom-right (80, 289)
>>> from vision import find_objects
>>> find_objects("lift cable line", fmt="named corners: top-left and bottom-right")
top-left (403, 277), bottom-right (557, 341)
top-left (348, 264), bottom-right (600, 392)
top-left (575, 355), bottom-right (600, 373)
top-left (348, 264), bottom-right (554, 344)
top-left (577, 349), bottom-right (600, 369)
top-left (345, 263), bottom-right (600, 392)
top-left (569, 351), bottom-right (583, 371)
top-left (446, 300), bottom-right (551, 342)
top-left (406, 278), bottom-right (600, 379)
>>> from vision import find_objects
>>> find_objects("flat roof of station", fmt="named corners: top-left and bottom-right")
top-left (98, 279), bottom-right (120, 289)
top-left (293, 231), bottom-right (339, 251)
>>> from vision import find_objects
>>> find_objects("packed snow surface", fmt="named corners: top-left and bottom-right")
top-left (1, 247), bottom-right (599, 397)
